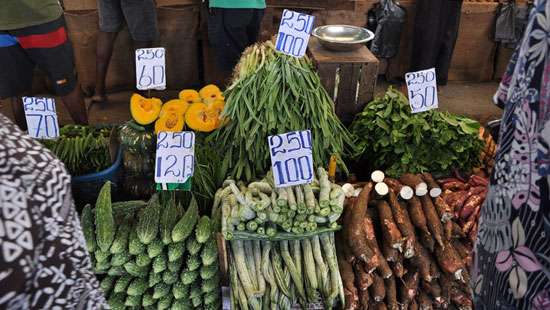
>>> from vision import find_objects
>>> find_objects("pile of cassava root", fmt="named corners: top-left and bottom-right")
top-left (338, 171), bottom-right (481, 310)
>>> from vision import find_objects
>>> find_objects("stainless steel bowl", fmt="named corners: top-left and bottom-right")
top-left (312, 25), bottom-right (375, 52)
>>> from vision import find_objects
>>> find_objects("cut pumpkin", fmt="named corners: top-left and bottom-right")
top-left (178, 89), bottom-right (201, 105)
top-left (206, 99), bottom-right (224, 127)
top-left (199, 84), bottom-right (224, 105)
top-left (130, 93), bottom-right (162, 125)
top-left (160, 99), bottom-right (189, 118)
top-left (155, 112), bottom-right (184, 134)
top-left (185, 102), bottom-right (219, 132)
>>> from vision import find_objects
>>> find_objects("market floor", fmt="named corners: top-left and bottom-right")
top-left (0, 81), bottom-right (503, 127)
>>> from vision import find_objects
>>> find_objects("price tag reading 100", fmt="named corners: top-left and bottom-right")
top-left (155, 132), bottom-right (195, 185)
top-left (405, 68), bottom-right (439, 114)
top-left (22, 96), bottom-right (60, 139)
top-left (269, 130), bottom-right (314, 188)
top-left (275, 10), bottom-right (315, 57)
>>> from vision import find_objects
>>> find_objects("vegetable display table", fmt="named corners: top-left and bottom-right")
top-left (308, 37), bottom-right (379, 125)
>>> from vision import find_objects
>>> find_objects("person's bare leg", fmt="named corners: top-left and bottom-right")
top-left (10, 96), bottom-right (28, 131)
top-left (93, 31), bottom-right (118, 102)
top-left (62, 84), bottom-right (88, 125)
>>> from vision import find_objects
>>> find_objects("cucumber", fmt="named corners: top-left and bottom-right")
top-left (161, 200), bottom-right (183, 244)
top-left (136, 252), bottom-right (152, 267)
top-left (129, 229), bottom-right (146, 255)
top-left (152, 253), bottom-right (167, 274)
top-left (136, 194), bottom-right (161, 245)
top-left (148, 269), bottom-right (162, 287)
top-left (127, 278), bottom-right (147, 296)
top-left (95, 181), bottom-right (115, 252)
top-left (110, 214), bottom-right (132, 254)
top-left (195, 216), bottom-right (211, 244)
top-left (172, 197), bottom-right (199, 243)
top-left (153, 283), bottom-right (170, 299)
top-left (147, 239), bottom-right (164, 259)
top-left (110, 252), bottom-right (131, 267)
top-left (168, 242), bottom-right (186, 262)
top-left (162, 270), bottom-right (179, 285)
top-left (114, 275), bottom-right (133, 293)
top-left (172, 281), bottom-right (189, 300)
top-left (81, 204), bottom-right (96, 253)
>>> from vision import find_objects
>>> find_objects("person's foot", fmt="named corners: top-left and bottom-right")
top-left (91, 93), bottom-right (107, 103)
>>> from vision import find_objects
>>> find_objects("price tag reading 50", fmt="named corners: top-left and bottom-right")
top-left (269, 130), bottom-right (314, 188)
top-left (136, 47), bottom-right (166, 91)
top-left (155, 131), bottom-right (195, 184)
top-left (23, 96), bottom-right (59, 139)
top-left (405, 68), bottom-right (439, 114)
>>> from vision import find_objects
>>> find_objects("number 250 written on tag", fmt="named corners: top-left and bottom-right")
top-left (155, 131), bottom-right (195, 184)
top-left (405, 68), bottom-right (439, 114)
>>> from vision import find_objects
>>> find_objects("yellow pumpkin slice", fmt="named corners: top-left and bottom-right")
top-left (185, 102), bottom-right (218, 132)
top-left (206, 99), bottom-right (225, 127)
top-left (199, 84), bottom-right (224, 105)
top-left (155, 112), bottom-right (184, 134)
top-left (160, 99), bottom-right (189, 118)
top-left (130, 93), bottom-right (162, 125)
top-left (178, 89), bottom-right (202, 105)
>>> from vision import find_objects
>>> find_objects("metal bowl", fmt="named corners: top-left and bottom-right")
top-left (312, 25), bottom-right (374, 52)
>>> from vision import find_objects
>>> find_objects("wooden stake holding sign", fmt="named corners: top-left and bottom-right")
top-left (22, 96), bottom-right (60, 139)
top-left (268, 130), bottom-right (314, 187)
top-left (275, 9), bottom-right (315, 57)
top-left (135, 47), bottom-right (166, 91)
top-left (405, 68), bottom-right (439, 113)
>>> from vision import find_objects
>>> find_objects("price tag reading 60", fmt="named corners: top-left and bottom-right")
top-left (269, 130), bottom-right (314, 188)
top-left (155, 131), bottom-right (195, 184)
top-left (136, 47), bottom-right (166, 91)
top-left (405, 68), bottom-right (439, 114)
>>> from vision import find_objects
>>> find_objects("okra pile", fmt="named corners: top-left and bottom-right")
top-left (81, 182), bottom-right (221, 310)
top-left (218, 167), bottom-right (344, 240)
top-left (338, 172), bottom-right (481, 310)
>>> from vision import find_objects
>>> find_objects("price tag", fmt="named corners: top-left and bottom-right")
top-left (268, 130), bottom-right (314, 188)
top-left (22, 96), bottom-right (59, 139)
top-left (275, 10), bottom-right (315, 57)
top-left (405, 68), bottom-right (439, 113)
top-left (154, 131), bottom-right (195, 185)
top-left (136, 47), bottom-right (166, 90)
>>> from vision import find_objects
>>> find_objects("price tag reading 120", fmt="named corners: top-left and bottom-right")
top-left (269, 130), bottom-right (314, 188)
top-left (405, 68), bottom-right (439, 114)
top-left (22, 97), bottom-right (59, 139)
top-left (155, 132), bottom-right (195, 184)
top-left (275, 10), bottom-right (315, 57)
top-left (136, 47), bottom-right (166, 91)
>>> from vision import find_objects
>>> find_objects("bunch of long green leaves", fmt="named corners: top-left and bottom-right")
top-left (350, 87), bottom-right (484, 177)
top-left (42, 125), bottom-right (112, 175)
top-left (211, 41), bottom-right (354, 181)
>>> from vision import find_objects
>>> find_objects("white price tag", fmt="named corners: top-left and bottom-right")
top-left (154, 132), bottom-right (195, 184)
top-left (268, 130), bottom-right (314, 188)
top-left (136, 47), bottom-right (166, 90)
top-left (405, 68), bottom-right (439, 113)
top-left (275, 9), bottom-right (315, 57)
top-left (22, 97), bottom-right (59, 139)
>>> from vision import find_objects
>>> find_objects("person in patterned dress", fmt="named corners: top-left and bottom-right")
top-left (473, 1), bottom-right (550, 309)
top-left (0, 114), bottom-right (107, 309)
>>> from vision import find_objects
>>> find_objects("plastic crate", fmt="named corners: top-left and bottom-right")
top-left (71, 147), bottom-right (123, 208)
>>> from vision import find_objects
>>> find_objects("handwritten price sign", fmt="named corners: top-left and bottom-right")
top-left (269, 130), bottom-right (314, 187)
top-left (136, 47), bottom-right (166, 91)
top-left (275, 10), bottom-right (315, 57)
top-left (405, 68), bottom-right (439, 114)
top-left (155, 132), bottom-right (195, 185)
top-left (22, 97), bottom-right (59, 139)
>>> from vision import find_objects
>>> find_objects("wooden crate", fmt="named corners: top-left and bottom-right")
top-left (308, 38), bottom-right (379, 125)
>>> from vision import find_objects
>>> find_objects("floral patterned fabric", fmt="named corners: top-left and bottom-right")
top-left (473, 1), bottom-right (550, 309)
top-left (0, 114), bottom-right (108, 309)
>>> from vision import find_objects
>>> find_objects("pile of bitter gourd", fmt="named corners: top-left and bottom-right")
top-left (81, 182), bottom-right (221, 309)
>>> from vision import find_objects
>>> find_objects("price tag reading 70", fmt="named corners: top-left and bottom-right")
top-left (22, 96), bottom-right (59, 139)
top-left (405, 68), bottom-right (439, 114)
top-left (154, 131), bottom-right (195, 184)
top-left (136, 47), bottom-right (166, 91)
top-left (268, 130), bottom-right (314, 188)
